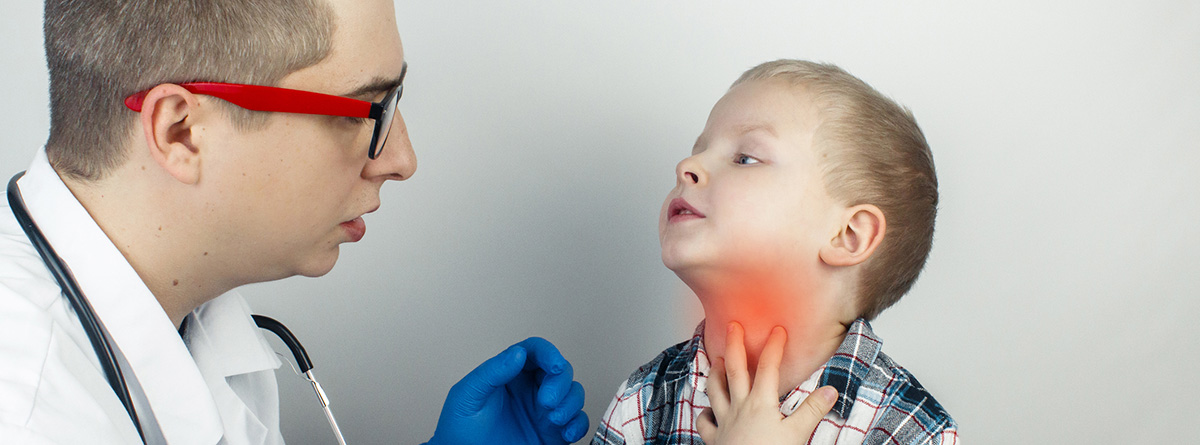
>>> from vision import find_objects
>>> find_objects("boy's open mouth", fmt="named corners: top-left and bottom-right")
top-left (668, 198), bottom-right (705, 222)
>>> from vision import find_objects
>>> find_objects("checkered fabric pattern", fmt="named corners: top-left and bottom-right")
top-left (591, 319), bottom-right (959, 444)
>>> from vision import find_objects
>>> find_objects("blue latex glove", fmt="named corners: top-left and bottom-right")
top-left (425, 337), bottom-right (589, 445)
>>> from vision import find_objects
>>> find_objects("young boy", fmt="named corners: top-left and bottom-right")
top-left (592, 59), bottom-right (959, 444)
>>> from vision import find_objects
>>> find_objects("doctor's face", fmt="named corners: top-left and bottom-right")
top-left (201, 0), bottom-right (415, 281)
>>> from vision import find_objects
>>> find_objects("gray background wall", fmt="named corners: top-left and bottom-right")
top-left (3, 1), bottom-right (1198, 443)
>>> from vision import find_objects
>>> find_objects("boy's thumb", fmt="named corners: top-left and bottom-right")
top-left (786, 386), bottom-right (837, 434)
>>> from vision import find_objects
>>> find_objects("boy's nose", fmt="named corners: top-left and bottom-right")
top-left (363, 111), bottom-right (417, 181)
top-left (676, 156), bottom-right (705, 186)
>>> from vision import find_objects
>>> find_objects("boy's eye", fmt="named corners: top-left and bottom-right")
top-left (734, 154), bottom-right (761, 165)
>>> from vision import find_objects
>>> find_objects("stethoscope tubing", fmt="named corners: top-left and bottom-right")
top-left (7, 172), bottom-right (147, 441)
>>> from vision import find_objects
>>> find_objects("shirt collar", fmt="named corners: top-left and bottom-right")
top-left (691, 318), bottom-right (883, 420)
top-left (817, 318), bottom-right (883, 419)
top-left (17, 149), bottom-right (226, 445)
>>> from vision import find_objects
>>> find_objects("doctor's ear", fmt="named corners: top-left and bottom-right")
top-left (137, 84), bottom-right (203, 185)
top-left (819, 204), bottom-right (886, 267)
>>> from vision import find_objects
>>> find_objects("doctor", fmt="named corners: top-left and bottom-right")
top-left (0, 0), bottom-right (588, 443)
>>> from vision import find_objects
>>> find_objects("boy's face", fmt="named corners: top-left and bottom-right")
top-left (198, 0), bottom-right (414, 282)
top-left (659, 79), bottom-right (842, 283)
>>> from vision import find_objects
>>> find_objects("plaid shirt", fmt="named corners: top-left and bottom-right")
top-left (591, 319), bottom-right (959, 445)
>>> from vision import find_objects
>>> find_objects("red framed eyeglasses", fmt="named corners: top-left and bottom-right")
top-left (123, 63), bottom-right (406, 159)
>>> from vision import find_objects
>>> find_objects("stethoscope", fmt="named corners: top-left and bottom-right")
top-left (7, 172), bottom-right (348, 445)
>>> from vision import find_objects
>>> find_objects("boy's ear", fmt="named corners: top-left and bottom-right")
top-left (819, 204), bottom-right (886, 267)
top-left (137, 84), bottom-right (203, 185)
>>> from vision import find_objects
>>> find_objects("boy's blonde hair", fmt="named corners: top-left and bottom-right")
top-left (43, 0), bottom-right (336, 181)
top-left (733, 59), bottom-right (938, 320)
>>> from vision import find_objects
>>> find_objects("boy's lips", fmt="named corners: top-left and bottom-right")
top-left (667, 198), bottom-right (705, 223)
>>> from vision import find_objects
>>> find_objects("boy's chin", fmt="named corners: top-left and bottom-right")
top-left (662, 256), bottom-right (735, 284)
top-left (662, 245), bottom-right (774, 272)
top-left (660, 241), bottom-right (720, 270)
top-left (661, 250), bottom-right (706, 274)
top-left (664, 251), bottom-right (815, 289)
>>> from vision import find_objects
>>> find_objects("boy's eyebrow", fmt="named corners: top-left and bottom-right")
top-left (733, 122), bottom-right (777, 137)
top-left (693, 123), bottom-right (776, 154)
top-left (344, 62), bottom-right (408, 100)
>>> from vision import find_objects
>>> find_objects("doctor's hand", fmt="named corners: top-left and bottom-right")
top-left (426, 337), bottom-right (589, 445)
top-left (697, 323), bottom-right (837, 444)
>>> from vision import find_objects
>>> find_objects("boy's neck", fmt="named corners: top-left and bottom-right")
top-left (688, 273), bottom-right (855, 398)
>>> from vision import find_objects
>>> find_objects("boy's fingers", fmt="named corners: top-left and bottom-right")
top-left (785, 386), bottom-right (837, 435)
top-left (706, 357), bottom-right (730, 418)
top-left (696, 408), bottom-right (718, 442)
top-left (752, 326), bottom-right (787, 401)
top-left (724, 321), bottom-right (750, 403)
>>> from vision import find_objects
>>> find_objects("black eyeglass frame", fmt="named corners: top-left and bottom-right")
top-left (365, 78), bottom-right (404, 160)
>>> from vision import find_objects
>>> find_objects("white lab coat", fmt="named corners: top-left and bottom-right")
top-left (0, 149), bottom-right (285, 444)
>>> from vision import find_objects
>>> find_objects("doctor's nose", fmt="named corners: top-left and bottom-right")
top-left (364, 111), bottom-right (417, 181)
top-left (675, 156), bottom-right (705, 187)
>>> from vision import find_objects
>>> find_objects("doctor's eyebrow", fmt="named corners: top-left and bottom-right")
top-left (344, 62), bottom-right (407, 100)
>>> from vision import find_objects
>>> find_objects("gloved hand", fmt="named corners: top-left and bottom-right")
top-left (425, 337), bottom-right (589, 445)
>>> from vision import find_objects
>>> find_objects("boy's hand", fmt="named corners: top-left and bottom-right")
top-left (697, 322), bottom-right (837, 444)
top-left (425, 337), bottom-right (589, 445)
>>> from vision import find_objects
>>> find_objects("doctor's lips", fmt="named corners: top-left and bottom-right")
top-left (340, 206), bottom-right (377, 242)
top-left (667, 198), bottom-right (705, 223)
top-left (341, 217), bottom-right (366, 242)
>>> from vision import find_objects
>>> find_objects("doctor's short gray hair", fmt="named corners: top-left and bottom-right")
top-left (43, 0), bottom-right (336, 181)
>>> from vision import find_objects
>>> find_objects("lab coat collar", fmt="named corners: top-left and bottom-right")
top-left (15, 149), bottom-right (225, 445)
top-left (185, 293), bottom-right (282, 380)
top-left (183, 292), bottom-right (285, 445)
